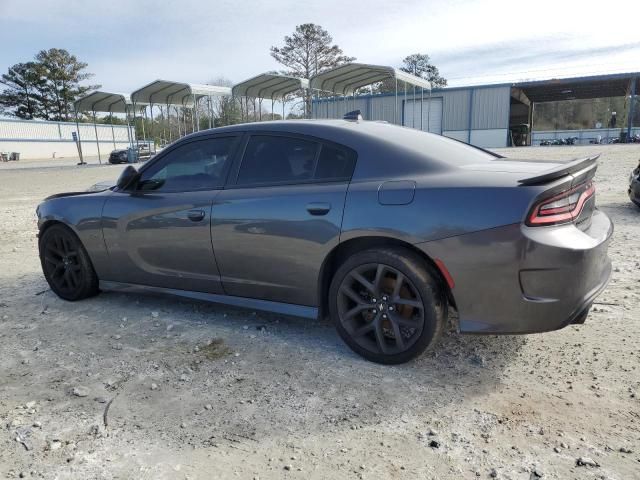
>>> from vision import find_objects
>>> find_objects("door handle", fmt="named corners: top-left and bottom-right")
top-left (187, 209), bottom-right (206, 222)
top-left (306, 202), bottom-right (331, 216)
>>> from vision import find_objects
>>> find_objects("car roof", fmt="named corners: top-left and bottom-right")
top-left (190, 119), bottom-right (414, 141)
top-left (182, 119), bottom-right (498, 181)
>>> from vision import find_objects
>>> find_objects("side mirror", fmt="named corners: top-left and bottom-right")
top-left (116, 165), bottom-right (139, 190)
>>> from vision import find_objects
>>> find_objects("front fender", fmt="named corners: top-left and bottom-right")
top-left (37, 192), bottom-right (112, 279)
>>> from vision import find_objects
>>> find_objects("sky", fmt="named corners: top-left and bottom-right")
top-left (1, 0), bottom-right (639, 93)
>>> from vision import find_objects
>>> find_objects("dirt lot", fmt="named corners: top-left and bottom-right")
top-left (1, 145), bottom-right (639, 480)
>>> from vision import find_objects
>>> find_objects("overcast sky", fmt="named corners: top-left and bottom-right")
top-left (1, 0), bottom-right (639, 92)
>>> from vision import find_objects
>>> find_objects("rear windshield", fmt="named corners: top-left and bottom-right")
top-left (372, 123), bottom-right (501, 164)
top-left (354, 122), bottom-right (506, 166)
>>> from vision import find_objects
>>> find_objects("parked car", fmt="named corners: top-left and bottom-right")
top-left (136, 141), bottom-right (154, 159)
top-left (36, 120), bottom-right (612, 364)
top-left (108, 149), bottom-right (129, 164)
top-left (629, 159), bottom-right (640, 207)
top-left (108, 143), bottom-right (154, 164)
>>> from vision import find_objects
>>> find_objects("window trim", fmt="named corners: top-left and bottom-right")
top-left (227, 131), bottom-right (358, 190)
top-left (129, 134), bottom-right (242, 194)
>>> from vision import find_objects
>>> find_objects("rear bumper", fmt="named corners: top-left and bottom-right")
top-left (416, 209), bottom-right (613, 334)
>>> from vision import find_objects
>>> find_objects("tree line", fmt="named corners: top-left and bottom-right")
top-left (0, 23), bottom-right (447, 129)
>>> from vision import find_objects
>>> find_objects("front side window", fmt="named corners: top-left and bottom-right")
top-left (137, 137), bottom-right (236, 192)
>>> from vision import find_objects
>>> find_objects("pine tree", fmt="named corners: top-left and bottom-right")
top-left (0, 48), bottom-right (100, 121)
top-left (400, 53), bottom-right (447, 88)
top-left (270, 24), bottom-right (355, 114)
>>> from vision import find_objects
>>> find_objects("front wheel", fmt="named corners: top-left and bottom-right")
top-left (39, 224), bottom-right (99, 301)
top-left (329, 248), bottom-right (447, 364)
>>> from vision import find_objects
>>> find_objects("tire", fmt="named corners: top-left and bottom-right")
top-left (329, 247), bottom-right (447, 364)
top-left (39, 224), bottom-right (99, 301)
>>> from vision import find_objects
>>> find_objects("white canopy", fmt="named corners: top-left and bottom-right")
top-left (74, 91), bottom-right (135, 113)
top-left (232, 73), bottom-right (309, 100)
top-left (310, 63), bottom-right (431, 95)
top-left (131, 80), bottom-right (231, 107)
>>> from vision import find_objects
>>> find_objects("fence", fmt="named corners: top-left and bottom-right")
top-left (532, 127), bottom-right (640, 146)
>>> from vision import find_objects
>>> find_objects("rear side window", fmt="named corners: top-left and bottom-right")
top-left (237, 136), bottom-right (318, 185)
top-left (236, 135), bottom-right (357, 186)
top-left (315, 144), bottom-right (357, 180)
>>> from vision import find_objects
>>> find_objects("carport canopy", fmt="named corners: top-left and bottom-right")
top-left (72, 91), bottom-right (140, 165)
top-left (74, 91), bottom-right (136, 113)
top-left (309, 62), bottom-right (431, 95)
top-left (514, 72), bottom-right (640, 103)
top-left (232, 73), bottom-right (309, 99)
top-left (131, 80), bottom-right (231, 107)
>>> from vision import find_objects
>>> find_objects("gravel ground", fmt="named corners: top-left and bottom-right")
top-left (0, 145), bottom-right (639, 479)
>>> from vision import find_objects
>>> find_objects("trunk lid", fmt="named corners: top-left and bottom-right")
top-left (461, 155), bottom-right (600, 230)
top-left (459, 158), bottom-right (565, 176)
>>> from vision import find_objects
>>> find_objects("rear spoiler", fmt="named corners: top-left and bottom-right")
top-left (518, 154), bottom-right (600, 186)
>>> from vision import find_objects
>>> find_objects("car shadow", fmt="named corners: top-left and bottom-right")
top-left (4, 272), bottom-right (531, 446)
top-left (22, 276), bottom-right (525, 385)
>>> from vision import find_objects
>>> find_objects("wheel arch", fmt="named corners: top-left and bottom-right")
top-left (37, 219), bottom-right (100, 300)
top-left (317, 236), bottom-right (456, 319)
top-left (38, 220), bottom-right (91, 266)
top-left (38, 219), bottom-right (78, 244)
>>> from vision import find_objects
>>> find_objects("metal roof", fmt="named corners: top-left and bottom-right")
top-left (309, 63), bottom-right (431, 95)
top-left (232, 73), bottom-right (309, 99)
top-left (513, 72), bottom-right (640, 103)
top-left (74, 91), bottom-right (134, 113)
top-left (130, 80), bottom-right (232, 106)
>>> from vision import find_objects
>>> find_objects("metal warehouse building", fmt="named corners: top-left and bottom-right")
top-left (312, 71), bottom-right (639, 148)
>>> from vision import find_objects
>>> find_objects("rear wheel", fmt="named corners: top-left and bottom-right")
top-left (39, 224), bottom-right (99, 301)
top-left (329, 248), bottom-right (446, 364)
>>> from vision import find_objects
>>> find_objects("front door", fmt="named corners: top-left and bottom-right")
top-left (101, 135), bottom-right (239, 293)
top-left (212, 133), bottom-right (357, 306)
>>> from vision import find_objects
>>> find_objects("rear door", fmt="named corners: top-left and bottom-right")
top-left (212, 133), bottom-right (357, 306)
top-left (101, 135), bottom-right (240, 293)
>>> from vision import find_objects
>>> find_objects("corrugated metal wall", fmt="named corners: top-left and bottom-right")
top-left (311, 85), bottom-right (512, 147)
top-left (314, 94), bottom-right (402, 124)
top-left (441, 89), bottom-right (471, 131)
top-left (471, 86), bottom-right (510, 129)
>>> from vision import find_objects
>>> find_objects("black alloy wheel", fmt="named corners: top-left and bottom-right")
top-left (330, 248), bottom-right (446, 364)
top-left (39, 224), bottom-right (99, 301)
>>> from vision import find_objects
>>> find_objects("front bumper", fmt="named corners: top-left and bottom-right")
top-left (416, 209), bottom-right (613, 334)
top-left (629, 168), bottom-right (640, 206)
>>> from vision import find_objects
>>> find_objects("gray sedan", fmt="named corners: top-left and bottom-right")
top-left (36, 120), bottom-right (612, 364)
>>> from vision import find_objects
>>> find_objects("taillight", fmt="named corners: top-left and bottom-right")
top-left (527, 181), bottom-right (595, 226)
